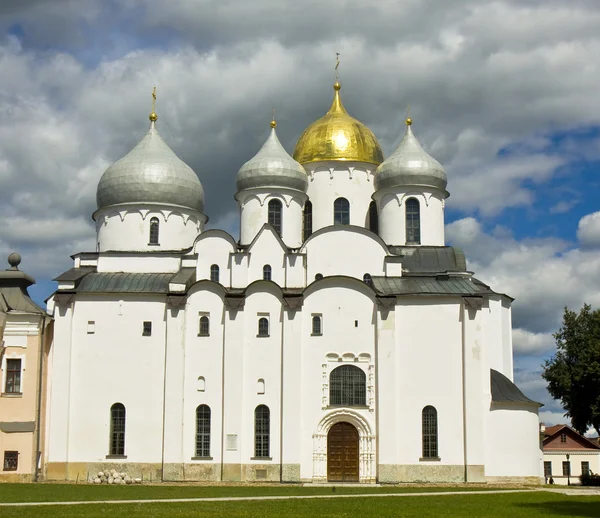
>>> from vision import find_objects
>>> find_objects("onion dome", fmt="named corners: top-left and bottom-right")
top-left (293, 82), bottom-right (383, 165)
top-left (97, 104), bottom-right (204, 213)
top-left (374, 118), bottom-right (447, 192)
top-left (237, 120), bottom-right (308, 193)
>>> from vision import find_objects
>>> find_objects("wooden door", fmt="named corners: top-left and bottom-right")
top-left (327, 422), bottom-right (359, 482)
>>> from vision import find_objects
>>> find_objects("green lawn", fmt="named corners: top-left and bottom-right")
top-left (0, 491), bottom-right (599, 517)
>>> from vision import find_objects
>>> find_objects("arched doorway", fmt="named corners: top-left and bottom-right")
top-left (327, 422), bottom-right (359, 482)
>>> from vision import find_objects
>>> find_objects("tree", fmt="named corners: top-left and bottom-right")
top-left (542, 304), bottom-right (600, 437)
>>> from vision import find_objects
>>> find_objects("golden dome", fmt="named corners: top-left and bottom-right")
top-left (293, 82), bottom-right (383, 165)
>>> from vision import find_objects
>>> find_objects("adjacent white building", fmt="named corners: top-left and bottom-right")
top-left (45, 81), bottom-right (543, 483)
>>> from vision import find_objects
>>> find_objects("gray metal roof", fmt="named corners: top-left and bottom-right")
top-left (53, 266), bottom-right (96, 282)
top-left (371, 275), bottom-right (491, 296)
top-left (0, 266), bottom-right (45, 314)
top-left (76, 272), bottom-right (173, 293)
top-left (170, 267), bottom-right (196, 289)
top-left (387, 246), bottom-right (467, 273)
top-left (490, 369), bottom-right (542, 407)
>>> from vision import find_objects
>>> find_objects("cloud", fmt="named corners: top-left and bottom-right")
top-left (513, 329), bottom-right (555, 356)
top-left (577, 211), bottom-right (600, 249)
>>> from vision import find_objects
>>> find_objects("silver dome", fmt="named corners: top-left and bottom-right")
top-left (375, 123), bottom-right (447, 193)
top-left (237, 124), bottom-right (308, 193)
top-left (97, 121), bottom-right (205, 212)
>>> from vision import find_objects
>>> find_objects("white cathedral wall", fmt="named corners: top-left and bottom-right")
top-left (95, 206), bottom-right (203, 253)
top-left (195, 234), bottom-right (236, 287)
top-left (484, 296), bottom-right (514, 379)
top-left (304, 162), bottom-right (376, 233)
top-left (97, 254), bottom-right (181, 274)
top-left (247, 231), bottom-right (286, 286)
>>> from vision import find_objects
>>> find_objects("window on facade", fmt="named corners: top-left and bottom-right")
top-left (258, 317), bottom-right (269, 337)
top-left (197, 376), bottom-right (206, 392)
top-left (406, 197), bottom-right (421, 244)
top-left (5, 359), bottom-right (21, 394)
top-left (312, 315), bottom-right (322, 335)
top-left (562, 461), bottom-right (571, 476)
top-left (268, 199), bottom-right (283, 236)
top-left (210, 264), bottom-right (220, 283)
top-left (582, 461), bottom-right (590, 476)
top-left (334, 197), bottom-right (350, 225)
top-left (3, 451), bottom-right (18, 471)
top-left (195, 405), bottom-right (211, 458)
top-left (329, 365), bottom-right (366, 406)
top-left (315, 273), bottom-right (323, 281)
top-left (142, 321), bottom-right (152, 336)
top-left (303, 201), bottom-right (313, 241)
top-left (254, 405), bottom-right (270, 458)
top-left (149, 217), bottom-right (160, 245)
top-left (560, 433), bottom-right (567, 443)
top-left (87, 321), bottom-right (95, 334)
top-left (544, 461), bottom-right (552, 478)
top-left (363, 273), bottom-right (373, 286)
top-left (422, 406), bottom-right (438, 459)
top-left (263, 265), bottom-right (272, 281)
top-left (257, 378), bottom-right (265, 394)
top-left (199, 316), bottom-right (210, 336)
top-left (109, 403), bottom-right (126, 456)
top-left (368, 201), bottom-right (378, 234)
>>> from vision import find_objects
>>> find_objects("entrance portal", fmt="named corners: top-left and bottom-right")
top-left (327, 422), bottom-right (359, 482)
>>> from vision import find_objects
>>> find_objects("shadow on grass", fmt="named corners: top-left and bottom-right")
top-left (519, 501), bottom-right (600, 517)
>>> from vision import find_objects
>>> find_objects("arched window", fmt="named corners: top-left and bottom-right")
top-left (254, 405), bottom-right (270, 458)
top-left (363, 273), bottom-right (373, 287)
top-left (257, 378), bottom-right (265, 394)
top-left (263, 265), bottom-right (272, 281)
top-left (368, 201), bottom-right (378, 234)
top-left (312, 315), bottom-right (322, 335)
top-left (334, 197), bottom-right (350, 225)
top-left (329, 365), bottom-right (366, 406)
top-left (303, 201), bottom-right (313, 241)
top-left (210, 264), bottom-right (220, 282)
top-left (315, 273), bottom-right (323, 281)
top-left (422, 406), bottom-right (438, 459)
top-left (199, 315), bottom-right (210, 336)
top-left (195, 405), bottom-right (211, 458)
top-left (149, 217), bottom-right (160, 245)
top-left (258, 317), bottom-right (269, 337)
top-left (197, 376), bottom-right (206, 392)
top-left (406, 198), bottom-right (421, 244)
top-left (268, 199), bottom-right (283, 236)
top-left (109, 403), bottom-right (126, 456)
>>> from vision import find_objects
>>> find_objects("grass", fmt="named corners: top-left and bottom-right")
top-left (0, 491), bottom-right (599, 517)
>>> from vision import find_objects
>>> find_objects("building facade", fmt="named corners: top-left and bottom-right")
top-left (0, 254), bottom-right (52, 482)
top-left (45, 81), bottom-right (543, 483)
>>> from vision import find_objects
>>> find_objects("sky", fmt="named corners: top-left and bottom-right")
top-left (1, 0), bottom-right (600, 429)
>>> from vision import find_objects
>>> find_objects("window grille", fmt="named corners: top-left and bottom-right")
top-left (406, 198), bottom-right (421, 244)
top-left (5, 359), bottom-right (21, 393)
top-left (582, 461), bottom-right (590, 476)
top-left (334, 197), bottom-right (350, 225)
top-left (268, 199), bottom-right (282, 236)
top-left (422, 406), bottom-right (438, 458)
top-left (303, 201), bottom-right (313, 241)
top-left (3, 451), bottom-right (18, 471)
top-left (199, 316), bottom-right (210, 336)
top-left (560, 433), bottom-right (567, 443)
top-left (329, 365), bottom-right (366, 406)
top-left (149, 217), bottom-right (160, 245)
top-left (110, 403), bottom-right (126, 456)
top-left (263, 265), bottom-right (272, 281)
top-left (544, 461), bottom-right (552, 478)
top-left (363, 273), bottom-right (373, 286)
top-left (562, 461), bottom-right (571, 476)
top-left (254, 405), bottom-right (270, 457)
top-left (210, 264), bottom-right (220, 282)
top-left (195, 405), bottom-right (211, 457)
top-left (312, 315), bottom-right (322, 335)
top-left (142, 321), bottom-right (152, 336)
top-left (258, 317), bottom-right (269, 337)
top-left (368, 201), bottom-right (378, 234)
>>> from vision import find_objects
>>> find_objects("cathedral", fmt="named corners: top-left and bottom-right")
top-left (45, 79), bottom-right (543, 483)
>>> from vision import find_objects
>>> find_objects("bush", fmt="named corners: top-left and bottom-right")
top-left (580, 472), bottom-right (600, 486)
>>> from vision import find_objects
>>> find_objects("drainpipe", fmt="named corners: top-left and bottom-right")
top-left (460, 301), bottom-right (468, 483)
top-left (220, 306), bottom-right (227, 481)
top-left (34, 315), bottom-right (47, 482)
top-left (160, 301), bottom-right (169, 481)
top-left (279, 306), bottom-right (285, 482)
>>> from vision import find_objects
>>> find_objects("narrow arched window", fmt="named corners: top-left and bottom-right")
top-left (210, 264), bottom-right (220, 282)
top-left (149, 217), bottom-right (160, 245)
top-left (263, 265), bottom-right (272, 281)
top-left (363, 273), bottom-right (373, 287)
top-left (257, 378), bottom-right (265, 394)
top-left (334, 197), bottom-right (350, 225)
top-left (303, 201), bottom-right (313, 241)
top-left (109, 403), bottom-right (126, 456)
top-left (195, 405), bottom-right (211, 458)
top-left (406, 198), bottom-right (421, 244)
top-left (329, 365), bottom-right (366, 406)
top-left (268, 199), bottom-right (282, 236)
top-left (254, 405), bottom-right (270, 458)
top-left (199, 316), bottom-right (210, 336)
top-left (368, 201), bottom-right (378, 234)
top-left (315, 273), bottom-right (323, 281)
top-left (422, 406), bottom-right (438, 458)
top-left (312, 315), bottom-right (322, 335)
top-left (258, 317), bottom-right (269, 337)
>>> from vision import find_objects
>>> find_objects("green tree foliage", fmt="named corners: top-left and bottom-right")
top-left (542, 304), bottom-right (600, 437)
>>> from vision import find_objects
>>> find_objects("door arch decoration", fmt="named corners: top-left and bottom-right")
top-left (312, 409), bottom-right (375, 483)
